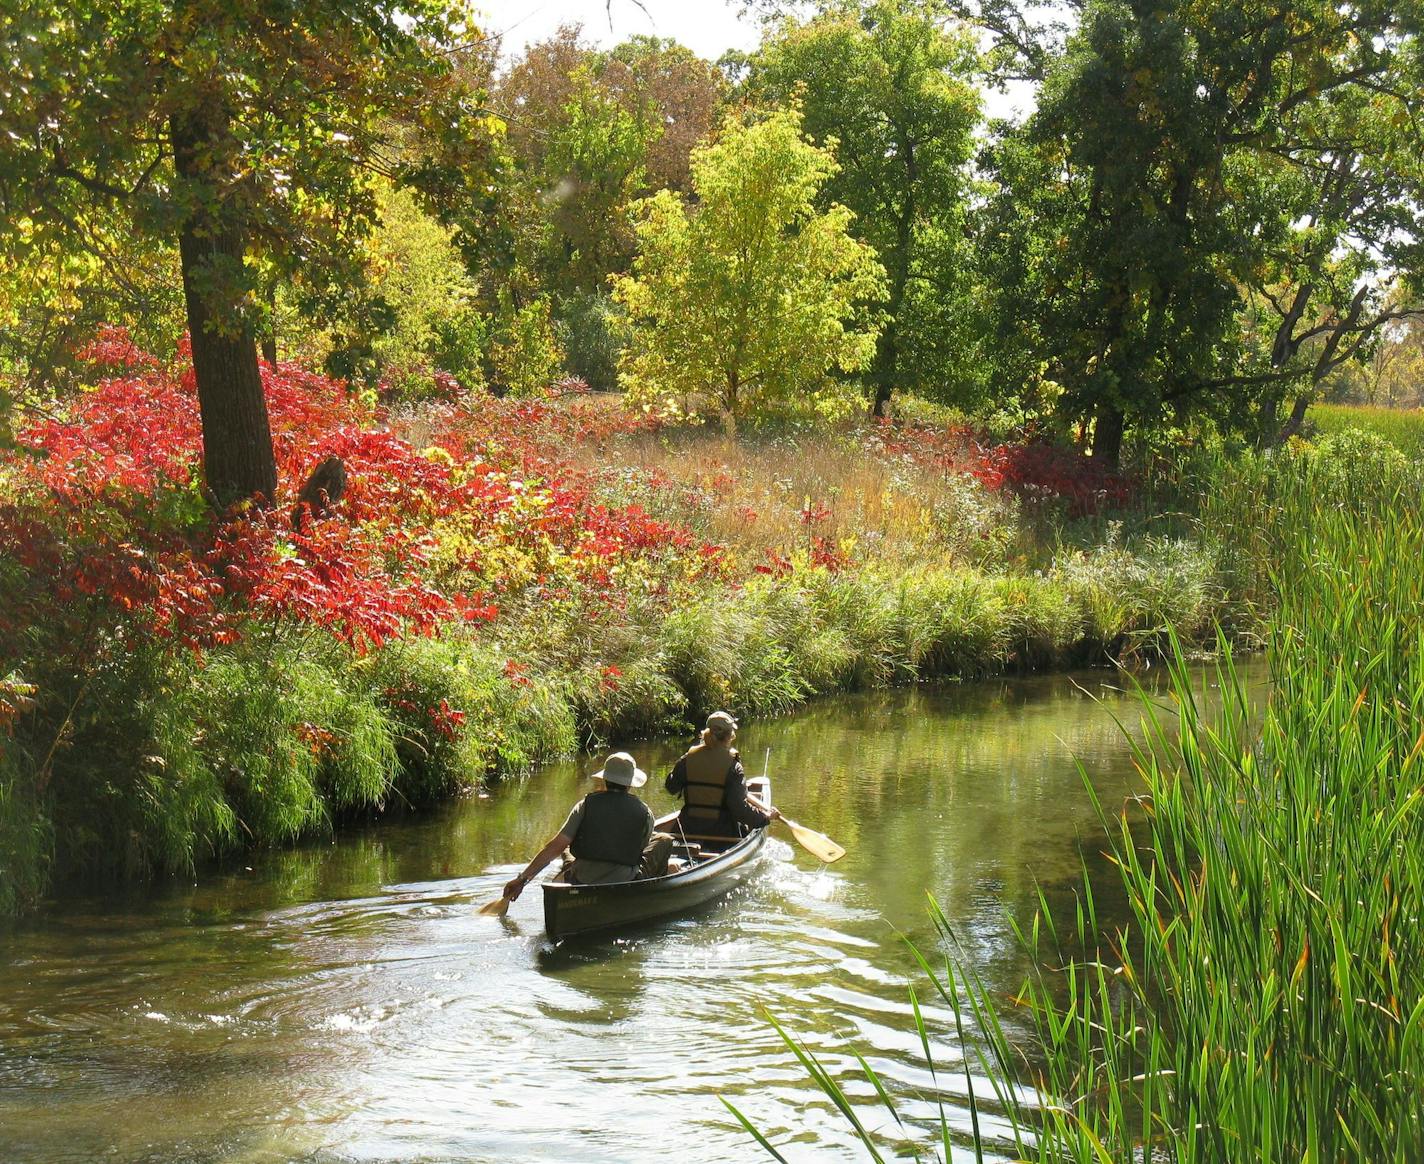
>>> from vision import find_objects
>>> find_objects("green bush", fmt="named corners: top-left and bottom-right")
top-left (1306, 426), bottom-right (1410, 491)
top-left (992, 573), bottom-right (1084, 666)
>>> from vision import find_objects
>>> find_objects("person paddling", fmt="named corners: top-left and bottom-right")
top-left (503, 752), bottom-right (673, 902)
top-left (665, 711), bottom-right (780, 844)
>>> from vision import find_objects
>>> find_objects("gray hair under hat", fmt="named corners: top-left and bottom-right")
top-left (591, 751), bottom-right (647, 788)
top-left (705, 710), bottom-right (738, 735)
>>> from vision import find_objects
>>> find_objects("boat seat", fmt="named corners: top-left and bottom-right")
top-left (677, 833), bottom-right (739, 852)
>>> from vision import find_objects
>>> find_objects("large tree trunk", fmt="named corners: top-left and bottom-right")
top-left (170, 106), bottom-right (277, 509)
top-left (1259, 392), bottom-right (1280, 445)
top-left (870, 196), bottom-right (915, 420)
top-left (1091, 402), bottom-right (1125, 470)
top-left (870, 321), bottom-right (898, 419)
top-left (1276, 394), bottom-right (1310, 442)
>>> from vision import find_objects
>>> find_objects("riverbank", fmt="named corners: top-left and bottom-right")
top-left (0, 333), bottom-right (1365, 912)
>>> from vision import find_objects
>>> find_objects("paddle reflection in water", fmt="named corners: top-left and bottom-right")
top-left (0, 664), bottom-right (1253, 1162)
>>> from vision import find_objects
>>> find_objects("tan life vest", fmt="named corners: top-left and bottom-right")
top-left (679, 742), bottom-right (738, 824)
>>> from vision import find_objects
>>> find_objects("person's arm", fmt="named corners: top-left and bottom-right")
top-left (665, 756), bottom-right (687, 796)
top-left (504, 832), bottom-right (572, 901)
top-left (725, 759), bottom-right (779, 828)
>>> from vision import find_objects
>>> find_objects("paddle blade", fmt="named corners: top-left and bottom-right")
top-left (783, 818), bottom-right (846, 864)
top-left (477, 895), bottom-right (511, 917)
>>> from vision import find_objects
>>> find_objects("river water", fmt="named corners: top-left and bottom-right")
top-left (0, 665), bottom-right (1243, 1162)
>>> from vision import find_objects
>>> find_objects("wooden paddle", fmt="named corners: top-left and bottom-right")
top-left (747, 792), bottom-right (846, 864)
top-left (477, 894), bottom-right (511, 917)
top-left (776, 816), bottom-right (846, 863)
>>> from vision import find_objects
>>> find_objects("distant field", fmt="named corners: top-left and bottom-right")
top-left (1310, 402), bottom-right (1424, 456)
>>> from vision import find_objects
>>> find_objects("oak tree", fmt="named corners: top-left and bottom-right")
top-left (975, 0), bottom-right (1424, 464)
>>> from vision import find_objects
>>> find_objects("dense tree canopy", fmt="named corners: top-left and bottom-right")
top-left (749, 0), bottom-right (981, 414)
top-left (976, 0), bottom-right (1424, 462)
top-left (2, 0), bottom-right (1420, 466)
top-left (0, 0), bottom-right (498, 503)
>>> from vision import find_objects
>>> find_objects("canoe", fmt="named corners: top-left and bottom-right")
top-left (542, 776), bottom-right (772, 940)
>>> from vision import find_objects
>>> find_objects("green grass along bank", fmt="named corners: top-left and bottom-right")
top-left (1, 541), bottom-right (1227, 916)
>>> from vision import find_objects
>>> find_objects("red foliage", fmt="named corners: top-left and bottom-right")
top-left (866, 419), bottom-right (1133, 516)
top-left (1, 330), bottom-right (709, 664)
top-left (755, 549), bottom-right (793, 577)
top-left (799, 499), bottom-right (832, 526)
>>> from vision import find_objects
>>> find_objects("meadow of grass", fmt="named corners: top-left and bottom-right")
top-left (1309, 401), bottom-right (1424, 457)
top-left (750, 446), bottom-right (1424, 1160)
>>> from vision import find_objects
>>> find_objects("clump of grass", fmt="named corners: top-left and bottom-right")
top-left (199, 642), bottom-right (374, 843)
top-left (27, 643), bottom-right (236, 883)
top-left (990, 573), bottom-right (1084, 667)
top-left (896, 568), bottom-right (1009, 677)
top-left (0, 740), bottom-right (50, 913)
top-left (371, 634), bottom-right (577, 799)
top-left (1052, 533), bottom-right (1220, 656)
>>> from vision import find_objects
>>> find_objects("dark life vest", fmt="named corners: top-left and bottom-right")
top-left (569, 790), bottom-right (650, 867)
top-left (679, 742), bottom-right (739, 824)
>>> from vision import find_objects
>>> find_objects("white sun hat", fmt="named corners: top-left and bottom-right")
top-left (591, 751), bottom-right (647, 788)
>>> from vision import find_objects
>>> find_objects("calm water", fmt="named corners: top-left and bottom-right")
top-left (0, 665), bottom-right (1252, 1162)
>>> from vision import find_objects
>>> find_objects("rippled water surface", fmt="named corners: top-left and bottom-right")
top-left (0, 666), bottom-right (1254, 1162)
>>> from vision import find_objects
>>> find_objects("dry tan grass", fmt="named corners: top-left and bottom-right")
top-left (574, 425), bottom-right (1018, 571)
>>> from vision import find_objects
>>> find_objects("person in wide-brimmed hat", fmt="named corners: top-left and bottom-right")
top-left (664, 711), bottom-right (780, 844)
top-left (503, 751), bottom-right (673, 900)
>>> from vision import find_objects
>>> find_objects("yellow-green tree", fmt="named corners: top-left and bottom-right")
top-left (614, 107), bottom-right (884, 425)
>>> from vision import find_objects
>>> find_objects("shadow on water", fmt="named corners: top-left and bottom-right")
top-left (0, 661), bottom-right (1265, 1163)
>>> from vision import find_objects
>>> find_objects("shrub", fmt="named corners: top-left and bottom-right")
top-left (558, 290), bottom-right (624, 393)
top-left (1306, 426), bottom-right (1410, 492)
